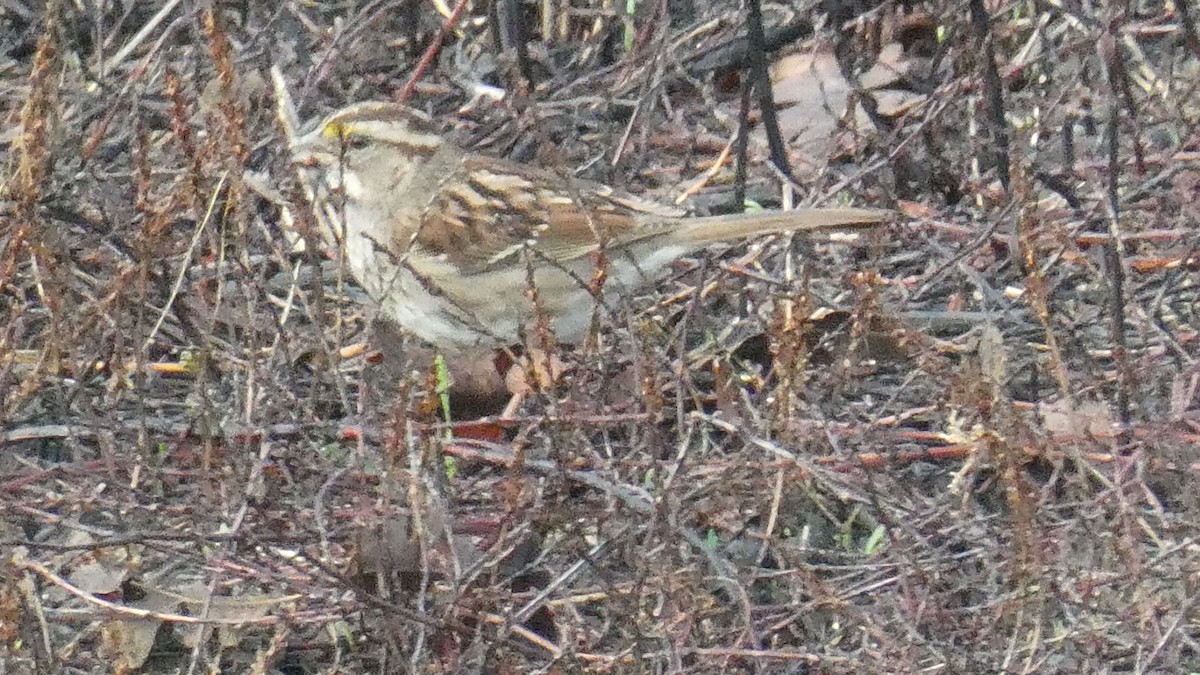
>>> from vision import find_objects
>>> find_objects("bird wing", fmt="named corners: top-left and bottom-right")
top-left (407, 154), bottom-right (685, 275)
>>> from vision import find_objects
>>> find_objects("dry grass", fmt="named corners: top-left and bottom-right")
top-left (2, 1), bottom-right (1199, 673)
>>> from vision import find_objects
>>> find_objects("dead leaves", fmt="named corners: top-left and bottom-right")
top-left (766, 29), bottom-right (929, 175)
top-left (7, 533), bottom-right (295, 673)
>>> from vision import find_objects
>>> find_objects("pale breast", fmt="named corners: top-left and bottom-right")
top-left (417, 239), bottom-right (694, 347)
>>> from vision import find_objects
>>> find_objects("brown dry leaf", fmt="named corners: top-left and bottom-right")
top-left (350, 514), bottom-right (480, 598)
top-left (769, 50), bottom-right (863, 165)
top-left (99, 585), bottom-right (180, 671)
top-left (166, 581), bottom-right (278, 649)
top-left (1040, 400), bottom-right (1117, 438)
top-left (978, 324), bottom-right (1007, 388)
top-left (67, 560), bottom-right (126, 596)
top-left (767, 42), bottom-right (927, 171)
top-left (860, 43), bottom-right (915, 91)
top-left (872, 88), bottom-right (927, 118)
top-left (350, 519), bottom-right (420, 594)
top-left (192, 594), bottom-right (275, 649)
top-left (100, 619), bottom-right (160, 672)
top-left (62, 532), bottom-right (137, 596)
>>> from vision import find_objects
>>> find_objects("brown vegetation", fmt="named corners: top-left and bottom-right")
top-left (2, 0), bottom-right (1199, 672)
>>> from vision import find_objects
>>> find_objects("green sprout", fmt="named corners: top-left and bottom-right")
top-left (434, 353), bottom-right (453, 434)
top-left (624, 0), bottom-right (637, 52)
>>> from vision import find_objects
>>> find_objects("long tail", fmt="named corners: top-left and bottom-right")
top-left (674, 207), bottom-right (889, 246)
